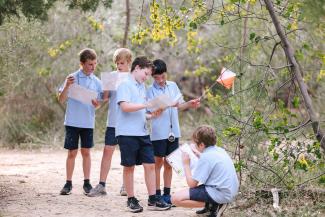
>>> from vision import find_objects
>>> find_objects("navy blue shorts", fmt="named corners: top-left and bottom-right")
top-left (189, 185), bottom-right (217, 204)
top-left (118, 135), bottom-right (155, 166)
top-left (64, 126), bottom-right (94, 150)
top-left (105, 127), bottom-right (118, 145)
top-left (152, 138), bottom-right (179, 157)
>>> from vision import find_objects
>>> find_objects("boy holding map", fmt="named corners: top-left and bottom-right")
top-left (88, 48), bottom-right (132, 197)
top-left (146, 59), bottom-right (200, 204)
top-left (58, 48), bottom-right (103, 195)
top-left (171, 125), bottom-right (239, 217)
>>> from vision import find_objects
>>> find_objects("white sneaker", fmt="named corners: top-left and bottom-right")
top-left (120, 185), bottom-right (127, 196)
top-left (87, 184), bottom-right (107, 197)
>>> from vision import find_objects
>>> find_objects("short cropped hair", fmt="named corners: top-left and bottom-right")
top-left (152, 59), bottom-right (167, 75)
top-left (192, 125), bottom-right (216, 147)
top-left (130, 56), bottom-right (153, 72)
top-left (113, 48), bottom-right (132, 63)
top-left (79, 48), bottom-right (97, 63)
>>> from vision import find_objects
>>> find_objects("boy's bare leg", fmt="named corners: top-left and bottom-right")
top-left (163, 158), bottom-right (172, 188)
top-left (154, 157), bottom-right (163, 190)
top-left (81, 148), bottom-right (91, 179)
top-left (124, 166), bottom-right (135, 197)
top-left (99, 146), bottom-right (115, 182)
top-left (143, 163), bottom-right (156, 195)
top-left (66, 149), bottom-right (78, 180)
top-left (171, 189), bottom-right (205, 208)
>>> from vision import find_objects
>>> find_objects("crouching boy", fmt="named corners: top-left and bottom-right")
top-left (171, 125), bottom-right (239, 217)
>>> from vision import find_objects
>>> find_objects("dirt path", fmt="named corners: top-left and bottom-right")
top-left (0, 148), bottom-right (196, 217)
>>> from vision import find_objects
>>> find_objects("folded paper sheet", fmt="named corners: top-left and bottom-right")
top-left (217, 67), bottom-right (236, 89)
top-left (166, 143), bottom-right (198, 177)
top-left (101, 71), bottom-right (129, 91)
top-left (146, 93), bottom-right (183, 111)
top-left (67, 84), bottom-right (98, 105)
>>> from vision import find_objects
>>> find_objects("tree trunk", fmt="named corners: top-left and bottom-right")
top-left (122, 0), bottom-right (130, 47)
top-left (264, 0), bottom-right (325, 152)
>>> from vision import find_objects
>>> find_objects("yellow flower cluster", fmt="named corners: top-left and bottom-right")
top-left (87, 16), bottom-right (104, 32)
top-left (187, 31), bottom-right (202, 53)
top-left (148, 1), bottom-right (184, 46)
top-left (47, 40), bottom-right (72, 58)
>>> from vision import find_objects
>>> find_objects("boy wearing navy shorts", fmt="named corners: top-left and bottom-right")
top-left (88, 48), bottom-right (132, 197)
top-left (116, 56), bottom-right (171, 213)
top-left (58, 48), bottom-right (102, 195)
top-left (171, 125), bottom-right (239, 217)
top-left (147, 59), bottom-right (200, 204)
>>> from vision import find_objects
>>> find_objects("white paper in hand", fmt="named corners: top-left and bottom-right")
top-left (101, 71), bottom-right (129, 91)
top-left (146, 93), bottom-right (183, 111)
top-left (68, 83), bottom-right (98, 105)
top-left (166, 143), bottom-right (198, 177)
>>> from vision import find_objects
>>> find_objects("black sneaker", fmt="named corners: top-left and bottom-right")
top-left (208, 203), bottom-right (228, 217)
top-left (148, 196), bottom-right (171, 211)
top-left (196, 202), bottom-right (209, 214)
top-left (127, 197), bottom-right (143, 213)
top-left (83, 183), bottom-right (93, 195)
top-left (60, 183), bottom-right (72, 195)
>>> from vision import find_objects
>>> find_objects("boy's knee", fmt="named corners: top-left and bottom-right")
top-left (124, 166), bottom-right (134, 172)
top-left (67, 150), bottom-right (78, 158)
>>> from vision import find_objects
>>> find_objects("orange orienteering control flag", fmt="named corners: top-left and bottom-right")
top-left (217, 67), bottom-right (236, 89)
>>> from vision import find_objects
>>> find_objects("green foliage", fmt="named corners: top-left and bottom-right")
top-left (0, 0), bottom-right (112, 25)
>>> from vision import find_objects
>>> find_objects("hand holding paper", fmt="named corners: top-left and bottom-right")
top-left (146, 93), bottom-right (183, 111)
top-left (67, 84), bottom-right (98, 106)
top-left (101, 71), bottom-right (129, 91)
top-left (166, 143), bottom-right (198, 177)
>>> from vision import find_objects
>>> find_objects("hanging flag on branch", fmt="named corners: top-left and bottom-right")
top-left (217, 67), bottom-right (236, 89)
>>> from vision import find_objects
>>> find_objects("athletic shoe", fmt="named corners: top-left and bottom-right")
top-left (87, 184), bottom-right (107, 197)
top-left (60, 183), bottom-right (72, 195)
top-left (127, 197), bottom-right (143, 213)
top-left (120, 185), bottom-right (127, 196)
top-left (83, 183), bottom-right (93, 195)
top-left (148, 196), bottom-right (171, 211)
top-left (208, 203), bottom-right (228, 217)
top-left (196, 202), bottom-right (209, 214)
top-left (162, 194), bottom-right (172, 205)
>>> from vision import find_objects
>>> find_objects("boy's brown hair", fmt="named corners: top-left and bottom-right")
top-left (79, 48), bottom-right (97, 63)
top-left (130, 56), bottom-right (153, 72)
top-left (192, 125), bottom-right (216, 147)
top-left (113, 48), bottom-right (132, 63)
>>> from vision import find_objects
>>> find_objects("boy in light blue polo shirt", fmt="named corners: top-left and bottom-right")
top-left (147, 59), bottom-right (200, 204)
top-left (58, 48), bottom-right (103, 196)
top-left (116, 56), bottom-right (171, 213)
top-left (88, 48), bottom-right (132, 197)
top-left (171, 125), bottom-right (239, 217)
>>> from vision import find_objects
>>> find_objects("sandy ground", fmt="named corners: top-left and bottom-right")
top-left (0, 148), bottom-right (199, 217)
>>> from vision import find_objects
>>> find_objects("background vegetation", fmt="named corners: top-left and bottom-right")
top-left (0, 0), bottom-right (324, 215)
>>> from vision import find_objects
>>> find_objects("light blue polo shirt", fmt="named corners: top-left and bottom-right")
top-left (146, 81), bottom-right (185, 141)
top-left (116, 76), bottom-right (148, 136)
top-left (193, 146), bottom-right (239, 204)
top-left (60, 69), bottom-right (103, 129)
top-left (106, 72), bottom-right (130, 128)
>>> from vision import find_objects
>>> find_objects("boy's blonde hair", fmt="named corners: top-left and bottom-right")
top-left (192, 125), bottom-right (216, 147)
top-left (113, 48), bottom-right (132, 63)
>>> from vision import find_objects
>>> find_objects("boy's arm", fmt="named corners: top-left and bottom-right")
top-left (182, 152), bottom-right (199, 188)
top-left (58, 75), bottom-right (74, 104)
top-left (119, 101), bottom-right (146, 113)
top-left (177, 98), bottom-right (200, 111)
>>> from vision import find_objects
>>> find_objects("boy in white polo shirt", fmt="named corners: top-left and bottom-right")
top-left (116, 56), bottom-right (171, 213)
top-left (171, 125), bottom-right (239, 217)
top-left (58, 48), bottom-right (103, 195)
